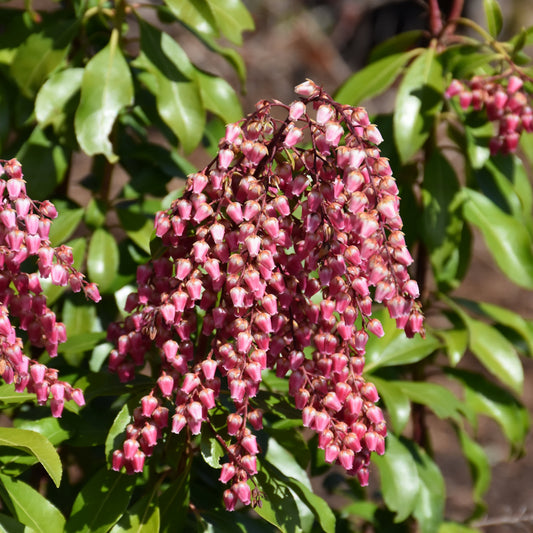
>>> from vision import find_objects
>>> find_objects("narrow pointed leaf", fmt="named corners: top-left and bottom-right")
top-left (0, 474), bottom-right (65, 533)
top-left (466, 316), bottom-right (524, 394)
top-left (75, 29), bottom-right (133, 162)
top-left (35, 68), bottom-right (83, 128)
top-left (335, 50), bottom-right (420, 105)
top-left (370, 377), bottom-right (411, 434)
top-left (164, 0), bottom-right (218, 39)
top-left (196, 69), bottom-right (242, 123)
top-left (462, 188), bottom-right (533, 288)
top-left (110, 487), bottom-right (160, 533)
top-left (65, 469), bottom-right (135, 533)
top-left (0, 428), bottom-right (62, 487)
top-left (394, 48), bottom-right (444, 162)
top-left (373, 434), bottom-right (419, 522)
top-left (159, 475), bottom-right (190, 533)
top-left (87, 228), bottom-right (119, 293)
top-left (205, 0), bottom-right (254, 45)
top-left (438, 328), bottom-right (468, 366)
top-left (483, 0), bottom-right (503, 37)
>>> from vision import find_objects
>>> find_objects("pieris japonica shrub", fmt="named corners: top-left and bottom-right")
top-left (0, 0), bottom-right (532, 532)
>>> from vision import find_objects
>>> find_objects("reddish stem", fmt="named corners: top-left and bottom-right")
top-left (428, 0), bottom-right (443, 36)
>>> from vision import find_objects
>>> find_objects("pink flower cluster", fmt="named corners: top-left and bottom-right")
top-left (0, 159), bottom-right (100, 416)
top-left (108, 80), bottom-right (423, 509)
top-left (446, 75), bottom-right (532, 155)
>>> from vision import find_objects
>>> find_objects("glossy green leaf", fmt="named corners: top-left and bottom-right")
top-left (0, 384), bottom-right (34, 404)
top-left (196, 69), bottom-right (242, 123)
top-left (116, 207), bottom-right (153, 254)
top-left (437, 328), bottom-right (468, 366)
top-left (10, 20), bottom-right (76, 98)
top-left (364, 310), bottom-right (441, 372)
top-left (410, 444), bottom-right (445, 533)
top-left (370, 377), bottom-right (411, 434)
top-left (87, 228), bottom-right (120, 293)
top-left (335, 50), bottom-right (420, 105)
top-left (455, 298), bottom-right (533, 356)
top-left (164, 0), bottom-right (218, 39)
top-left (110, 487), bottom-right (160, 533)
top-left (394, 47), bottom-right (444, 163)
top-left (0, 428), bottom-right (62, 487)
top-left (483, 0), bottom-right (503, 37)
top-left (105, 402), bottom-right (134, 465)
top-left (15, 416), bottom-right (71, 446)
top-left (394, 381), bottom-right (466, 422)
top-left (135, 20), bottom-right (205, 153)
top-left (16, 127), bottom-right (69, 200)
top-left (205, 0), bottom-right (254, 45)
top-left (58, 332), bottom-right (107, 356)
top-left (200, 432), bottom-right (224, 469)
top-left (422, 150), bottom-right (469, 289)
top-left (373, 434), bottom-right (419, 522)
top-left (48, 205), bottom-right (84, 246)
top-left (456, 428), bottom-right (490, 506)
top-left (462, 188), bottom-right (533, 289)
top-left (0, 474), bottom-right (65, 533)
top-left (65, 469), bottom-right (135, 533)
top-left (466, 315), bottom-right (524, 394)
top-left (75, 29), bottom-right (133, 162)
top-left (35, 68), bottom-right (83, 129)
top-left (446, 368), bottom-right (530, 453)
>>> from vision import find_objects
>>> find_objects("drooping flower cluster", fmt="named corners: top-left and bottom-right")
top-left (0, 159), bottom-right (100, 416)
top-left (446, 74), bottom-right (533, 155)
top-left (108, 80), bottom-right (423, 509)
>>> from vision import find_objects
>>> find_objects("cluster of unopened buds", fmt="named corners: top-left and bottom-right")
top-left (446, 74), bottom-right (533, 155)
top-left (108, 80), bottom-right (423, 510)
top-left (0, 159), bottom-right (101, 416)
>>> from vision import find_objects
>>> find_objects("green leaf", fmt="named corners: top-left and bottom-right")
top-left (58, 332), bottom-right (107, 356)
top-left (200, 432), bottom-right (224, 469)
top-left (0, 474), bottom-right (65, 533)
top-left (164, 0), bottom-right (218, 40)
top-left (465, 315), bottom-right (524, 394)
top-left (437, 328), bottom-right (468, 366)
top-left (394, 381), bottom-right (467, 422)
top-left (0, 384), bottom-right (35, 404)
top-left (370, 377), bottom-right (411, 434)
top-left (422, 150), bottom-right (469, 289)
top-left (483, 0), bottom-right (503, 37)
top-left (16, 127), bottom-right (69, 200)
top-left (105, 402), bottom-right (134, 465)
top-left (462, 188), bottom-right (533, 289)
top-left (410, 444), bottom-right (445, 533)
top-left (0, 512), bottom-right (33, 533)
top-left (456, 428), bottom-right (491, 506)
top-left (87, 228), bottom-right (120, 293)
top-left (116, 206), bottom-right (154, 254)
top-left (373, 434), bottom-right (420, 522)
top-left (446, 368), bottom-right (530, 454)
top-left (10, 20), bottom-right (77, 98)
top-left (196, 69), bottom-right (242, 123)
top-left (205, 0), bottom-right (254, 45)
top-left (364, 310), bottom-right (441, 372)
top-left (135, 20), bottom-right (205, 153)
top-left (394, 47), bottom-right (444, 163)
top-left (110, 487), bottom-right (160, 533)
top-left (455, 298), bottom-right (533, 357)
top-left (35, 68), bottom-right (83, 129)
top-left (439, 523), bottom-right (480, 533)
top-left (48, 205), bottom-right (84, 246)
top-left (75, 29), bottom-right (134, 162)
top-left (335, 50), bottom-right (420, 105)
top-left (0, 428), bottom-right (62, 487)
top-left (65, 469), bottom-right (135, 533)
top-left (15, 416), bottom-right (72, 446)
